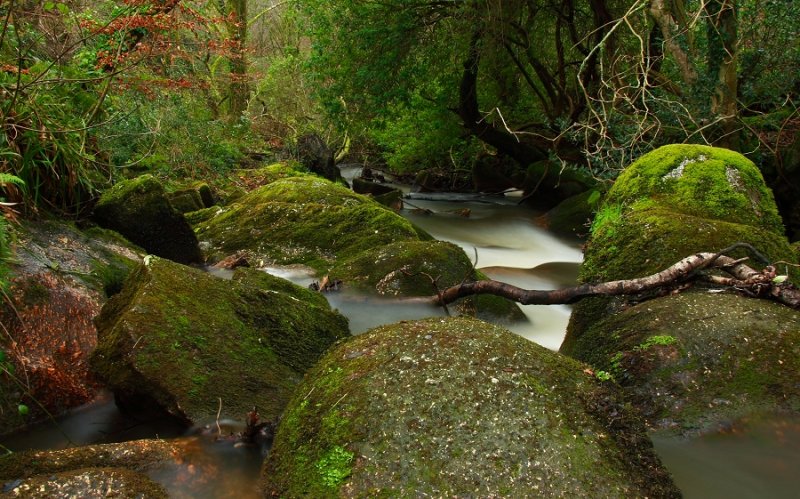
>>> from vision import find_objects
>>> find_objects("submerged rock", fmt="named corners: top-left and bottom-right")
top-left (262, 317), bottom-right (680, 498)
top-left (563, 144), bottom-right (799, 434)
top-left (0, 220), bottom-right (142, 434)
top-left (90, 257), bottom-right (349, 425)
top-left (92, 175), bottom-right (202, 264)
top-left (0, 439), bottom-right (182, 481)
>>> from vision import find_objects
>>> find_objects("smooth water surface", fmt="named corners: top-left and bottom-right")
top-left (653, 413), bottom-right (800, 499)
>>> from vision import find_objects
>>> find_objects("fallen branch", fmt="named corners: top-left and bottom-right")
top-left (432, 251), bottom-right (800, 309)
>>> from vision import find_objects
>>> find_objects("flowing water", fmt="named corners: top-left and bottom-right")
top-left (3, 187), bottom-right (798, 497)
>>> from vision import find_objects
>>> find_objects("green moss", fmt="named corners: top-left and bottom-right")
top-left (316, 445), bottom-right (354, 488)
top-left (580, 205), bottom-right (795, 283)
top-left (605, 144), bottom-right (783, 232)
top-left (92, 175), bottom-right (201, 264)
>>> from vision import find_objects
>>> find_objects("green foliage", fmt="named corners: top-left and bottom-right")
top-left (594, 370), bottom-right (613, 382)
top-left (370, 93), bottom-right (479, 173)
top-left (0, 173), bottom-right (23, 290)
top-left (636, 335), bottom-right (678, 351)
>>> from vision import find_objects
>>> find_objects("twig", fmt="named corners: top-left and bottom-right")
top-left (216, 397), bottom-right (222, 436)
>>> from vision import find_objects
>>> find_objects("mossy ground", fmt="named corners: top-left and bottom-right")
top-left (90, 257), bottom-right (349, 424)
top-left (262, 317), bottom-right (679, 498)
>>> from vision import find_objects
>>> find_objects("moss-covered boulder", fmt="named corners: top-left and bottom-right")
top-left (92, 175), bottom-right (202, 264)
top-left (538, 189), bottom-right (599, 238)
top-left (1, 467), bottom-right (168, 498)
top-left (0, 439), bottom-right (183, 481)
top-left (602, 144), bottom-right (783, 231)
top-left (195, 176), bottom-right (426, 272)
top-left (565, 291), bottom-right (800, 434)
top-left (330, 240), bottom-right (526, 322)
top-left (90, 256), bottom-right (349, 425)
top-left (262, 317), bottom-right (680, 498)
top-left (562, 144), bottom-right (799, 434)
top-left (565, 145), bottom-right (795, 342)
top-left (0, 220), bottom-right (142, 434)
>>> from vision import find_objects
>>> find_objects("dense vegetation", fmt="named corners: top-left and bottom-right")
top-left (1, 0), bottom-right (799, 283)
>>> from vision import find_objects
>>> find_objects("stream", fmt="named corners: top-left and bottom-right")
top-left (2, 187), bottom-right (799, 498)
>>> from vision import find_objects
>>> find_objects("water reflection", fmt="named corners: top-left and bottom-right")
top-left (652, 413), bottom-right (800, 499)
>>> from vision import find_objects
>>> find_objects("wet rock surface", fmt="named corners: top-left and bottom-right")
top-left (567, 291), bottom-right (800, 434)
top-left (262, 317), bottom-right (680, 498)
top-left (1, 467), bottom-right (168, 498)
top-left (90, 256), bottom-right (349, 425)
top-left (92, 175), bottom-right (202, 264)
top-left (0, 219), bottom-right (142, 433)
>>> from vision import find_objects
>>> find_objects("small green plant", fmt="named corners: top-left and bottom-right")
top-left (0, 350), bottom-right (28, 417)
top-left (316, 445), bottom-right (354, 488)
top-left (635, 335), bottom-right (677, 351)
top-left (595, 370), bottom-right (613, 382)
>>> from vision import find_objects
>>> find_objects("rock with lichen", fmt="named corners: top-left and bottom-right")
top-left (561, 144), bottom-right (800, 434)
top-left (261, 317), bottom-right (680, 498)
top-left (0, 437), bottom-right (259, 497)
top-left (562, 291), bottom-right (800, 434)
top-left (0, 219), bottom-right (143, 434)
top-left (92, 175), bottom-right (202, 264)
top-left (90, 256), bottom-right (349, 425)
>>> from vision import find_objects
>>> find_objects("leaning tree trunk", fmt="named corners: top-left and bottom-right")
top-left (457, 30), bottom-right (549, 168)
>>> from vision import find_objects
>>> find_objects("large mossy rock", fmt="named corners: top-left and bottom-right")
top-left (90, 257), bottom-right (349, 425)
top-left (1, 467), bottom-right (168, 498)
top-left (562, 144), bottom-right (799, 433)
top-left (262, 317), bottom-right (680, 498)
top-left (195, 176), bottom-right (428, 272)
top-left (92, 175), bottom-right (202, 264)
top-left (565, 291), bottom-right (800, 433)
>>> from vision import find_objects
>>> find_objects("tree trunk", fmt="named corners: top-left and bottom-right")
top-left (706, 0), bottom-right (739, 149)
top-left (228, 0), bottom-right (248, 118)
top-left (457, 30), bottom-right (549, 168)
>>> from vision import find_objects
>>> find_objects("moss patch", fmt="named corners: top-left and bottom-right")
top-left (92, 175), bottom-right (201, 264)
top-left (90, 257), bottom-right (349, 424)
top-left (605, 144), bottom-right (783, 231)
top-left (262, 317), bottom-right (679, 498)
